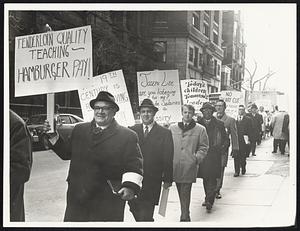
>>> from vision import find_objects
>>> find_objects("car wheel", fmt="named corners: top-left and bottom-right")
top-left (41, 134), bottom-right (50, 150)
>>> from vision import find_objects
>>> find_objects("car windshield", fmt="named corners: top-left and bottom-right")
top-left (29, 115), bottom-right (47, 124)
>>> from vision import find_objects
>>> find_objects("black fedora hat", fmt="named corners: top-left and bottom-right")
top-left (200, 102), bottom-right (216, 113)
top-left (138, 99), bottom-right (158, 112)
top-left (89, 91), bottom-right (120, 111)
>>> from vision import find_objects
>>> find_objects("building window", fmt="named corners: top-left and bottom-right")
top-left (213, 31), bottom-right (218, 45)
top-left (217, 64), bottom-right (221, 76)
top-left (189, 47), bottom-right (194, 62)
top-left (214, 11), bottom-right (219, 23)
top-left (199, 53), bottom-right (203, 66)
top-left (194, 47), bottom-right (199, 67)
top-left (204, 23), bottom-right (209, 37)
top-left (153, 41), bottom-right (167, 62)
top-left (192, 13), bottom-right (200, 30)
top-left (154, 12), bottom-right (167, 23)
top-left (214, 60), bottom-right (218, 76)
top-left (206, 54), bottom-right (212, 66)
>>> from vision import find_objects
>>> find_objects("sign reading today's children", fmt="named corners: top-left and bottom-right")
top-left (180, 79), bottom-right (208, 113)
top-left (219, 90), bottom-right (245, 118)
top-left (137, 70), bottom-right (182, 124)
top-left (78, 70), bottom-right (135, 126)
top-left (15, 25), bottom-right (92, 97)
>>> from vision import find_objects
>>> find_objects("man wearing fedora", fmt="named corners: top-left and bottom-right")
top-left (128, 99), bottom-right (174, 221)
top-left (43, 91), bottom-right (143, 221)
top-left (170, 104), bottom-right (209, 221)
top-left (197, 102), bottom-right (229, 212)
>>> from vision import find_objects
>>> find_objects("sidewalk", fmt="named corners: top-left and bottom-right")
top-left (124, 138), bottom-right (294, 227)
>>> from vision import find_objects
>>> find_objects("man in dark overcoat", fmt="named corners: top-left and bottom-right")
top-left (197, 102), bottom-right (229, 212)
top-left (235, 105), bottom-right (252, 176)
top-left (246, 104), bottom-right (263, 156)
top-left (10, 110), bottom-right (33, 221)
top-left (129, 99), bottom-right (174, 221)
top-left (44, 91), bottom-right (143, 221)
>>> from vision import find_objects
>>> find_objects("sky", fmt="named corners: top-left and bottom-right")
top-left (241, 5), bottom-right (296, 93)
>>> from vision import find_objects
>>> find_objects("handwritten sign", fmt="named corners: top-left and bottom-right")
top-left (180, 79), bottom-right (208, 113)
top-left (78, 70), bottom-right (135, 126)
top-left (137, 70), bottom-right (182, 124)
top-left (220, 91), bottom-right (245, 118)
top-left (15, 25), bottom-right (93, 97)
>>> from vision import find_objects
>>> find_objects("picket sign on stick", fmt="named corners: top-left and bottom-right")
top-left (219, 91), bottom-right (245, 119)
top-left (137, 70), bottom-right (182, 125)
top-left (180, 79), bottom-right (209, 114)
top-left (78, 70), bottom-right (135, 126)
top-left (46, 93), bottom-right (55, 132)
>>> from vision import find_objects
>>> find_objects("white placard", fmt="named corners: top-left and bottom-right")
top-left (220, 91), bottom-right (245, 118)
top-left (180, 79), bottom-right (208, 113)
top-left (137, 70), bottom-right (182, 124)
top-left (15, 25), bottom-right (93, 97)
top-left (78, 70), bottom-right (135, 126)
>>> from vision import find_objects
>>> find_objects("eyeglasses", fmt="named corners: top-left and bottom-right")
top-left (94, 106), bottom-right (112, 111)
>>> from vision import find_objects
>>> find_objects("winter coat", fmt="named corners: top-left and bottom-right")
top-left (215, 113), bottom-right (239, 167)
top-left (197, 117), bottom-right (229, 179)
top-left (246, 113), bottom-right (263, 142)
top-left (236, 115), bottom-right (252, 157)
top-left (170, 120), bottom-right (209, 183)
top-left (10, 110), bottom-right (33, 221)
top-left (271, 111), bottom-right (289, 140)
top-left (129, 122), bottom-right (173, 205)
top-left (51, 119), bottom-right (143, 221)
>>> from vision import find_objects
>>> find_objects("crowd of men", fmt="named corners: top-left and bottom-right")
top-left (10, 91), bottom-right (290, 222)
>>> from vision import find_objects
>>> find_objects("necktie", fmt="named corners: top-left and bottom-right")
top-left (144, 125), bottom-right (149, 138)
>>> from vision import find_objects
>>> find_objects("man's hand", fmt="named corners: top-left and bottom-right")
top-left (163, 182), bottom-right (172, 189)
top-left (42, 120), bottom-right (58, 139)
top-left (118, 187), bottom-right (135, 201)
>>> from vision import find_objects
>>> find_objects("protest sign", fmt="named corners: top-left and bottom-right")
top-left (15, 25), bottom-right (93, 97)
top-left (137, 70), bottom-right (182, 124)
top-left (220, 91), bottom-right (245, 118)
top-left (180, 79), bottom-right (208, 113)
top-left (78, 70), bottom-right (135, 126)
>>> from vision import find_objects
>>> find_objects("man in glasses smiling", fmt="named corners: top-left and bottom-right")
top-left (43, 91), bottom-right (143, 222)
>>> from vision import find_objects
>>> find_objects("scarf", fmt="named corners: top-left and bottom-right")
top-left (178, 119), bottom-right (196, 133)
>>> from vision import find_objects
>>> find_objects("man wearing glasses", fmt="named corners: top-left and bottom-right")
top-left (43, 91), bottom-right (143, 222)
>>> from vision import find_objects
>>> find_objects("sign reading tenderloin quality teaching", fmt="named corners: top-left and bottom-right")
top-left (15, 25), bottom-right (92, 97)
top-left (180, 79), bottom-right (208, 113)
top-left (78, 70), bottom-right (135, 126)
top-left (219, 91), bottom-right (245, 119)
top-left (137, 70), bottom-right (182, 124)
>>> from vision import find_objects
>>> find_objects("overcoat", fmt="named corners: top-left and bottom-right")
top-left (236, 116), bottom-right (252, 156)
top-left (216, 113), bottom-right (239, 167)
top-left (51, 119), bottom-right (143, 221)
top-left (129, 122), bottom-right (173, 205)
top-left (271, 111), bottom-right (289, 140)
top-left (197, 117), bottom-right (228, 179)
top-left (170, 120), bottom-right (209, 183)
top-left (246, 113), bottom-right (263, 142)
top-left (10, 110), bottom-right (33, 221)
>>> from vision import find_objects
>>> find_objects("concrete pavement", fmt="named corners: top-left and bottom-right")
top-left (23, 137), bottom-right (295, 227)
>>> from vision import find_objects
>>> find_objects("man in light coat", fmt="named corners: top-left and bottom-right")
top-left (170, 104), bottom-right (209, 221)
top-left (128, 99), bottom-right (174, 221)
top-left (214, 99), bottom-right (239, 199)
top-left (271, 109), bottom-right (289, 154)
top-left (43, 91), bottom-right (143, 221)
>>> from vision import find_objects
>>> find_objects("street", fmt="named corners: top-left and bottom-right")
top-left (24, 137), bottom-right (293, 227)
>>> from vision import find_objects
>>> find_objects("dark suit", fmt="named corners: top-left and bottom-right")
top-left (51, 119), bottom-right (143, 221)
top-left (197, 117), bottom-right (229, 206)
top-left (246, 113), bottom-right (263, 155)
top-left (235, 115), bottom-right (252, 174)
top-left (10, 110), bottom-right (33, 221)
top-left (129, 122), bottom-right (174, 221)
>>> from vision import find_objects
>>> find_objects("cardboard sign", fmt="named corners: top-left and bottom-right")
top-left (78, 70), bottom-right (135, 126)
top-left (137, 70), bottom-right (182, 124)
top-left (180, 79), bottom-right (208, 113)
top-left (15, 25), bottom-right (93, 97)
top-left (220, 91), bottom-right (245, 118)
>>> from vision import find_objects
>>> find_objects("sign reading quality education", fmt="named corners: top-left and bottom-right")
top-left (180, 79), bottom-right (208, 113)
top-left (137, 70), bottom-right (182, 124)
top-left (78, 70), bottom-right (135, 126)
top-left (15, 25), bottom-right (93, 97)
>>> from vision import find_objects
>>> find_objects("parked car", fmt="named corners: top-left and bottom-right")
top-left (27, 113), bottom-right (84, 150)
